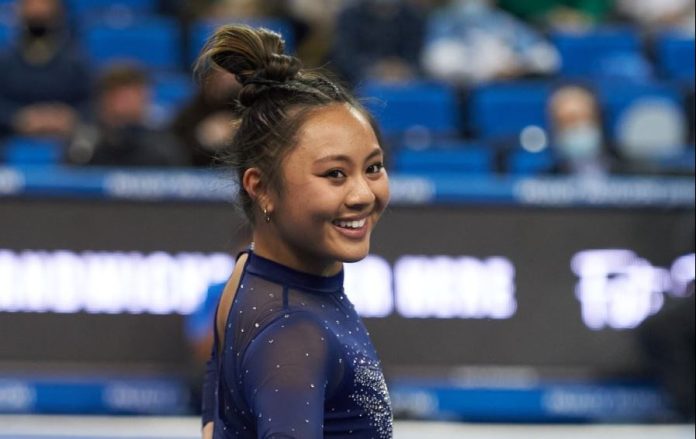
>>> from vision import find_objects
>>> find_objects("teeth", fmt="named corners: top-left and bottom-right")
top-left (334, 219), bottom-right (366, 229)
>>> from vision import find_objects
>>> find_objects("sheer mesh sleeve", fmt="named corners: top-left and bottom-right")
top-left (240, 311), bottom-right (337, 438)
top-left (201, 341), bottom-right (218, 426)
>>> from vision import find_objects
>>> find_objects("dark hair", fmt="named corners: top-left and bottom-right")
top-left (97, 63), bottom-right (149, 96)
top-left (195, 24), bottom-right (380, 223)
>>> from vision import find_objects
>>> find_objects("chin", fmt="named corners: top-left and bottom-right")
top-left (332, 243), bottom-right (371, 263)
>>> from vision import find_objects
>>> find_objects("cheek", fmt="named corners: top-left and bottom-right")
top-left (372, 177), bottom-right (390, 211)
top-left (280, 182), bottom-right (341, 225)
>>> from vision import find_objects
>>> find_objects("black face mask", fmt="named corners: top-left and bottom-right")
top-left (24, 20), bottom-right (54, 39)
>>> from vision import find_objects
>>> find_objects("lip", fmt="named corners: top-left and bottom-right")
top-left (332, 216), bottom-right (370, 240)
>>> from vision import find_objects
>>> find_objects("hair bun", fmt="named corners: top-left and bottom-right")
top-left (196, 24), bottom-right (303, 107)
top-left (260, 53), bottom-right (301, 83)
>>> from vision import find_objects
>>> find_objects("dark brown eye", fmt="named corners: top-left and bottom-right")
top-left (325, 169), bottom-right (347, 179)
top-left (367, 163), bottom-right (384, 174)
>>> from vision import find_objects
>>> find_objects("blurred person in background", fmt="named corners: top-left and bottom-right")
top-left (171, 67), bottom-right (240, 166)
top-left (616, 0), bottom-right (695, 34)
top-left (199, 0), bottom-right (326, 67)
top-left (546, 85), bottom-right (620, 176)
top-left (279, 0), bottom-right (345, 67)
top-left (421, 0), bottom-right (561, 86)
top-left (497, 0), bottom-right (615, 30)
top-left (330, 0), bottom-right (426, 86)
top-left (67, 64), bottom-right (189, 167)
top-left (638, 280), bottom-right (695, 421)
top-left (0, 0), bottom-right (90, 139)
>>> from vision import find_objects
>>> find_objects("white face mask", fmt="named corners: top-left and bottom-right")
top-left (555, 123), bottom-right (603, 161)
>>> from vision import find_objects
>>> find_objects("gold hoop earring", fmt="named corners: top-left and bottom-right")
top-left (263, 207), bottom-right (271, 223)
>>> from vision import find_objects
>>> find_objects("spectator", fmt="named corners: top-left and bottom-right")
top-left (200, 0), bottom-right (270, 19)
top-left (422, 0), bottom-right (560, 85)
top-left (279, 0), bottom-right (345, 67)
top-left (171, 67), bottom-right (240, 166)
top-left (67, 64), bottom-right (189, 166)
top-left (330, 0), bottom-right (426, 86)
top-left (547, 85), bottom-right (618, 176)
top-left (616, 0), bottom-right (695, 34)
top-left (0, 0), bottom-right (90, 139)
top-left (498, 0), bottom-right (615, 30)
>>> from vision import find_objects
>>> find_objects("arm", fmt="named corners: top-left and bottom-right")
top-left (202, 422), bottom-right (213, 439)
top-left (201, 347), bottom-right (217, 435)
top-left (0, 59), bottom-right (21, 136)
top-left (241, 312), bottom-right (337, 438)
top-left (201, 254), bottom-right (248, 437)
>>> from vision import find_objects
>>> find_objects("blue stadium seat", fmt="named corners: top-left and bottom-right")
top-left (150, 73), bottom-right (196, 125)
top-left (0, 0), bottom-right (14, 25)
top-left (358, 81), bottom-right (459, 138)
top-left (190, 19), bottom-right (295, 65)
top-left (656, 32), bottom-right (695, 81)
top-left (0, 22), bottom-right (13, 50)
top-left (469, 81), bottom-right (552, 140)
top-left (507, 148), bottom-right (556, 176)
top-left (2, 136), bottom-right (63, 165)
top-left (84, 18), bottom-right (180, 71)
top-left (659, 147), bottom-right (695, 173)
top-left (66, 0), bottom-right (158, 21)
top-left (552, 28), bottom-right (651, 80)
top-left (393, 143), bottom-right (493, 175)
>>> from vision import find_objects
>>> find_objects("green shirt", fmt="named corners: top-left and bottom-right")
top-left (498, 0), bottom-right (614, 24)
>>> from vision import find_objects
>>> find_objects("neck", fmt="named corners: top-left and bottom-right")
top-left (251, 227), bottom-right (342, 277)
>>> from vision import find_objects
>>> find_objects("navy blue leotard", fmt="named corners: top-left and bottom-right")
top-left (202, 250), bottom-right (393, 438)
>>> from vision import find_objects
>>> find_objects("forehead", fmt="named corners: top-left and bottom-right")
top-left (292, 104), bottom-right (380, 160)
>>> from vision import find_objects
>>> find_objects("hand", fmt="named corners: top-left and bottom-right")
top-left (195, 112), bottom-right (235, 150)
top-left (546, 7), bottom-right (593, 30)
top-left (13, 103), bottom-right (78, 137)
top-left (367, 58), bottom-right (416, 84)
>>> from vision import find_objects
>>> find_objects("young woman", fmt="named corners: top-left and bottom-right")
top-left (198, 25), bottom-right (393, 438)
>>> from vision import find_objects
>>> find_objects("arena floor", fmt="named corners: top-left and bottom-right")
top-left (0, 416), bottom-right (693, 439)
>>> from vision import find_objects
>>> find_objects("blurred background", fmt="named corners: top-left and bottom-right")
top-left (0, 0), bottom-right (694, 437)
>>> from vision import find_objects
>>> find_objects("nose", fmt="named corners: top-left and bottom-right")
top-left (345, 175), bottom-right (376, 210)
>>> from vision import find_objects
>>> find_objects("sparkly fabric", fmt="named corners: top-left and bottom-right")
top-left (202, 251), bottom-right (393, 438)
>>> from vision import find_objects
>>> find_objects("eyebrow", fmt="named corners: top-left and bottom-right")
top-left (314, 148), bottom-right (383, 165)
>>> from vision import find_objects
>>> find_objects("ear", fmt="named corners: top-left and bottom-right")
top-left (242, 167), bottom-right (273, 212)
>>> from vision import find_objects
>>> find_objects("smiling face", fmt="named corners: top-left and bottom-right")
top-left (253, 103), bottom-right (390, 275)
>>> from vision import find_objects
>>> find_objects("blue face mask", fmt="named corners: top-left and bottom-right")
top-left (555, 123), bottom-right (603, 161)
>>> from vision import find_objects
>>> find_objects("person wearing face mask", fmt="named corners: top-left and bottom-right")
top-left (0, 0), bottom-right (90, 140)
top-left (547, 85), bottom-right (621, 177)
top-left (67, 64), bottom-right (189, 167)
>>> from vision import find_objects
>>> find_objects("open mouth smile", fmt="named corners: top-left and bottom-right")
top-left (332, 218), bottom-right (366, 229)
top-left (332, 217), bottom-right (369, 239)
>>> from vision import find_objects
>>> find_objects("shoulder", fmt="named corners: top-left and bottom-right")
top-left (258, 309), bottom-right (332, 341)
top-left (241, 310), bottom-right (338, 366)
